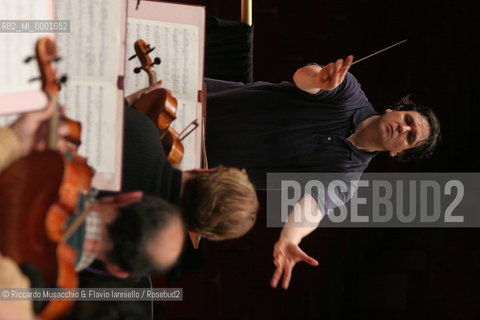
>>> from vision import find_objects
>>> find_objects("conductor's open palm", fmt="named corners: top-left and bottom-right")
top-left (270, 238), bottom-right (319, 290)
top-left (317, 55), bottom-right (353, 90)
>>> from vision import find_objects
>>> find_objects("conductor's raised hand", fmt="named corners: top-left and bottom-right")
top-left (317, 55), bottom-right (353, 90)
top-left (270, 237), bottom-right (319, 290)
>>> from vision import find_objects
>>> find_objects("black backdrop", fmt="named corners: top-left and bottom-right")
top-left (151, 1), bottom-right (480, 319)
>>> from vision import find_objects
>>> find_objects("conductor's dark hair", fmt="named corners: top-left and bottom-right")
top-left (391, 95), bottom-right (441, 161)
top-left (107, 196), bottom-right (183, 276)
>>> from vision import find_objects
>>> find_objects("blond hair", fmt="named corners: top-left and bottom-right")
top-left (181, 166), bottom-right (258, 241)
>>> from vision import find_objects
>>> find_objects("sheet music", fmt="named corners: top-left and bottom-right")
top-left (125, 17), bottom-right (200, 170)
top-left (55, 0), bottom-right (124, 188)
top-left (0, 0), bottom-right (50, 121)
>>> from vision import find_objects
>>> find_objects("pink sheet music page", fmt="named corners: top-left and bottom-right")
top-left (0, 0), bottom-right (127, 191)
top-left (0, 0), bottom-right (54, 117)
top-left (125, 0), bottom-right (206, 170)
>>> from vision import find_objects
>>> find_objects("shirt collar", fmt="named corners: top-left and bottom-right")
top-left (74, 210), bottom-right (102, 272)
top-left (347, 107), bottom-right (380, 161)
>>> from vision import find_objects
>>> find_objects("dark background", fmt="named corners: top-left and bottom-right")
top-left (153, 0), bottom-right (480, 319)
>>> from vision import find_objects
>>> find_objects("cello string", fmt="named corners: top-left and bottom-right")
top-left (60, 202), bottom-right (93, 243)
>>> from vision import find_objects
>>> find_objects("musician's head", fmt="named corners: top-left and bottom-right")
top-left (180, 166), bottom-right (258, 241)
top-left (353, 96), bottom-right (441, 160)
top-left (96, 194), bottom-right (185, 278)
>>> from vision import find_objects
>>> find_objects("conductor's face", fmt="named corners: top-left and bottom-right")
top-left (378, 109), bottom-right (431, 157)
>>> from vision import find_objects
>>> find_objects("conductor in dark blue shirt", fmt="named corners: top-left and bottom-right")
top-left (203, 55), bottom-right (441, 289)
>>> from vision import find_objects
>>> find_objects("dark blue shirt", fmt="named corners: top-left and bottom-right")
top-left (205, 72), bottom-right (378, 189)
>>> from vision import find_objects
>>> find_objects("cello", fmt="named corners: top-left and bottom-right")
top-left (129, 39), bottom-right (190, 165)
top-left (0, 37), bottom-right (94, 319)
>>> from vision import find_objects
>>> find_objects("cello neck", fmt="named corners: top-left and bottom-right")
top-left (35, 37), bottom-right (62, 151)
top-left (48, 94), bottom-right (60, 150)
top-left (148, 69), bottom-right (157, 85)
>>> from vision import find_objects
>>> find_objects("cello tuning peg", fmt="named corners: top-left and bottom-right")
top-left (51, 57), bottom-right (62, 63)
top-left (24, 56), bottom-right (35, 63)
top-left (133, 67), bottom-right (142, 74)
top-left (147, 46), bottom-right (156, 54)
top-left (151, 57), bottom-right (161, 66)
top-left (128, 53), bottom-right (138, 61)
top-left (28, 76), bottom-right (41, 82)
top-left (57, 75), bottom-right (68, 84)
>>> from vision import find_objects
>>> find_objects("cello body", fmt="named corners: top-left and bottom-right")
top-left (131, 39), bottom-right (185, 165)
top-left (0, 37), bottom-right (94, 320)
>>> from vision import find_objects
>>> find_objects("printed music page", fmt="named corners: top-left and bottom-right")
top-left (55, 0), bottom-right (126, 190)
top-left (126, 0), bottom-right (205, 170)
top-left (0, 0), bottom-right (51, 119)
top-left (0, 0), bottom-right (126, 191)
